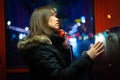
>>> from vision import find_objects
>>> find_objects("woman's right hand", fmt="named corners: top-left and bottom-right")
top-left (87, 41), bottom-right (104, 60)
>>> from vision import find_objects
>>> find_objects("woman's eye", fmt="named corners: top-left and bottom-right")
top-left (51, 14), bottom-right (55, 16)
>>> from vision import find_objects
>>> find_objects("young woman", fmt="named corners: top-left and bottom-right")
top-left (17, 5), bottom-right (104, 80)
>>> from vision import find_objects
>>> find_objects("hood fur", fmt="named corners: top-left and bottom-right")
top-left (17, 35), bottom-right (52, 50)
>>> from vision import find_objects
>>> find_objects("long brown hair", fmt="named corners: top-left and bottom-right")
top-left (29, 5), bottom-right (56, 38)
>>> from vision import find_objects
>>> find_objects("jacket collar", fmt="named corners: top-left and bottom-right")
top-left (50, 34), bottom-right (65, 48)
top-left (17, 34), bottom-right (65, 50)
top-left (17, 35), bottom-right (52, 50)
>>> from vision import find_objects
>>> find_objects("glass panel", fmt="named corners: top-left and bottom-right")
top-left (5, 0), bottom-right (30, 68)
top-left (5, 0), bottom-right (94, 67)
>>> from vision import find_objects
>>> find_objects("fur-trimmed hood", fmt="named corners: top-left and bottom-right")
top-left (17, 35), bottom-right (52, 50)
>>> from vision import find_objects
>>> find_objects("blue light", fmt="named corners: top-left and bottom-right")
top-left (12, 34), bottom-right (16, 38)
top-left (19, 33), bottom-right (27, 40)
top-left (81, 16), bottom-right (86, 23)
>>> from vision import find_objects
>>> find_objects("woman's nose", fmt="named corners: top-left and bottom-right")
top-left (55, 17), bottom-right (59, 21)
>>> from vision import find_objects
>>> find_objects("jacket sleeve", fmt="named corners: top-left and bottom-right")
top-left (60, 51), bottom-right (93, 80)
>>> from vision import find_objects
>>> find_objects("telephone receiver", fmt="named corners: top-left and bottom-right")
top-left (57, 29), bottom-right (67, 38)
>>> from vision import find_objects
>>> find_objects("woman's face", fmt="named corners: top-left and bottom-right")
top-left (48, 10), bottom-right (60, 31)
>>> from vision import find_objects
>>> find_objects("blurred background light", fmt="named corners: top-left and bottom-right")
top-left (7, 21), bottom-right (11, 26)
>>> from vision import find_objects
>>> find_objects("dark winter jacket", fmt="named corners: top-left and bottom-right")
top-left (17, 34), bottom-right (93, 80)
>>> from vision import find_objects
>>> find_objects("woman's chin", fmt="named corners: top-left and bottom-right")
top-left (55, 26), bottom-right (60, 30)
